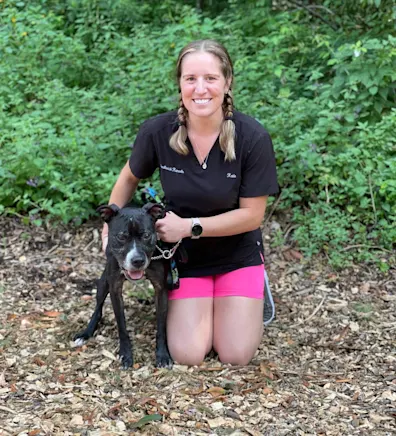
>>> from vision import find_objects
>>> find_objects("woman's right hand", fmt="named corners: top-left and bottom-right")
top-left (102, 223), bottom-right (109, 253)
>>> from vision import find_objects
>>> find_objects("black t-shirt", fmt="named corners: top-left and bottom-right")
top-left (129, 110), bottom-right (279, 278)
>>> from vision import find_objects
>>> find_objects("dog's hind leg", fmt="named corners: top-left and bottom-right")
top-left (73, 268), bottom-right (110, 345)
top-left (109, 277), bottom-right (134, 369)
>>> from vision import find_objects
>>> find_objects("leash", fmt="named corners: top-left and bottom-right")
top-left (151, 239), bottom-right (182, 260)
top-left (142, 185), bottom-right (183, 262)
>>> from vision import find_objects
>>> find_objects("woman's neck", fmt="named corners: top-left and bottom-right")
top-left (187, 111), bottom-right (223, 136)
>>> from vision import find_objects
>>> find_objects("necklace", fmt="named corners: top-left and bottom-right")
top-left (201, 154), bottom-right (209, 170)
top-left (193, 143), bottom-right (209, 170)
top-left (189, 131), bottom-right (217, 170)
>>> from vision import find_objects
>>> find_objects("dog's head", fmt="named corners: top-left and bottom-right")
top-left (97, 203), bottom-right (164, 281)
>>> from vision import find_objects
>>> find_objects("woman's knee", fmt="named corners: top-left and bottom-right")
top-left (168, 341), bottom-right (209, 366)
top-left (215, 343), bottom-right (256, 366)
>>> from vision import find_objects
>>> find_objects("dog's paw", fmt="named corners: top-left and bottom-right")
top-left (73, 337), bottom-right (86, 347)
top-left (73, 331), bottom-right (91, 345)
top-left (156, 352), bottom-right (173, 369)
top-left (119, 346), bottom-right (133, 369)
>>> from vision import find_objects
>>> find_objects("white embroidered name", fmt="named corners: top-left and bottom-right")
top-left (160, 165), bottom-right (185, 174)
top-left (227, 173), bottom-right (237, 178)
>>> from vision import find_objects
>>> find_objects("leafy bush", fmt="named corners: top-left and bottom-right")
top-left (0, 0), bottom-right (394, 267)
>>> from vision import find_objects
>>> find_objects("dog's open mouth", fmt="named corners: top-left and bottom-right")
top-left (123, 269), bottom-right (145, 281)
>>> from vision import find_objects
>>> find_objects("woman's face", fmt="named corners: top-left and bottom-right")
top-left (179, 51), bottom-right (230, 124)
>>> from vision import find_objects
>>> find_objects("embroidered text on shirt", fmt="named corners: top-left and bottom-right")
top-left (160, 165), bottom-right (185, 174)
top-left (227, 173), bottom-right (237, 178)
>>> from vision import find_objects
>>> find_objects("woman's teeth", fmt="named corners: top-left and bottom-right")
top-left (194, 99), bottom-right (210, 104)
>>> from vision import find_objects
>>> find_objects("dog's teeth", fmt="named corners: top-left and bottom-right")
top-left (74, 338), bottom-right (86, 347)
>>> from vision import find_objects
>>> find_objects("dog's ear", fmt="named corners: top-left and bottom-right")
top-left (96, 204), bottom-right (120, 223)
top-left (143, 202), bottom-right (165, 220)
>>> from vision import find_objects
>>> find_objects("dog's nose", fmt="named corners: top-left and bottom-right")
top-left (131, 257), bottom-right (145, 269)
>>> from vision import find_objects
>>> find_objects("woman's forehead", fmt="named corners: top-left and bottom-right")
top-left (181, 51), bottom-right (223, 75)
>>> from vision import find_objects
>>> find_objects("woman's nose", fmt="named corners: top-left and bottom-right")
top-left (195, 78), bottom-right (206, 93)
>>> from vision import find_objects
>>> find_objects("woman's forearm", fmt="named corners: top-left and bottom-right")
top-left (109, 161), bottom-right (140, 207)
top-left (181, 196), bottom-right (268, 239)
top-left (200, 208), bottom-right (262, 237)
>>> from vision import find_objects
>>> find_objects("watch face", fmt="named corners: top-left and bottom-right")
top-left (192, 224), bottom-right (203, 237)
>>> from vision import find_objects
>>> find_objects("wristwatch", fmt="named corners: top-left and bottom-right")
top-left (191, 218), bottom-right (203, 239)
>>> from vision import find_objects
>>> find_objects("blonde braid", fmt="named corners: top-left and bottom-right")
top-left (219, 90), bottom-right (236, 161)
top-left (169, 94), bottom-right (189, 155)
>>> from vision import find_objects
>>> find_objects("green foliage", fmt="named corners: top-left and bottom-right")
top-left (0, 0), bottom-right (395, 267)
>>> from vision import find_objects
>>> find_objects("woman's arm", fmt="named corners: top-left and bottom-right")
top-left (200, 196), bottom-right (268, 237)
top-left (156, 196), bottom-right (268, 242)
top-left (108, 160), bottom-right (140, 207)
top-left (102, 161), bottom-right (140, 250)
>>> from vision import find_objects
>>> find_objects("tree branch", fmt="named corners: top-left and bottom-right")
top-left (286, 0), bottom-right (339, 31)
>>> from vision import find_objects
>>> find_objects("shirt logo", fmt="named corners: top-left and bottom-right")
top-left (227, 173), bottom-right (237, 178)
top-left (160, 165), bottom-right (185, 174)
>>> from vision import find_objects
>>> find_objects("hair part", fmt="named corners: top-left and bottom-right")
top-left (169, 40), bottom-right (236, 162)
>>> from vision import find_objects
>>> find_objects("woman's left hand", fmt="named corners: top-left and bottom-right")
top-left (155, 211), bottom-right (190, 242)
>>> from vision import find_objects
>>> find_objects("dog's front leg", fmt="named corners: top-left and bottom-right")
top-left (148, 263), bottom-right (173, 368)
top-left (155, 284), bottom-right (173, 368)
top-left (74, 266), bottom-right (110, 345)
top-left (109, 275), bottom-right (133, 369)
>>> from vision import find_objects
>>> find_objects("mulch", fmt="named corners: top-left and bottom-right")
top-left (0, 216), bottom-right (395, 435)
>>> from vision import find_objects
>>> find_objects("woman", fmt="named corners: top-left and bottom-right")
top-left (103, 40), bottom-right (279, 366)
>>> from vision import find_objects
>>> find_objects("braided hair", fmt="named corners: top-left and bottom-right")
top-left (169, 40), bottom-right (236, 161)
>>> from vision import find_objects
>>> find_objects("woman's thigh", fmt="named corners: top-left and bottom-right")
top-left (167, 297), bottom-right (214, 366)
top-left (212, 265), bottom-right (265, 365)
top-left (213, 296), bottom-right (263, 365)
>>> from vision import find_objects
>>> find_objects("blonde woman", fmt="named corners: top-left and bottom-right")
top-left (103, 40), bottom-right (279, 366)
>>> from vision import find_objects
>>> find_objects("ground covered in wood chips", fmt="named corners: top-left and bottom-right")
top-left (0, 216), bottom-right (395, 436)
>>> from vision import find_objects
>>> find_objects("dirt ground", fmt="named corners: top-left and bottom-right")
top-left (0, 216), bottom-right (395, 436)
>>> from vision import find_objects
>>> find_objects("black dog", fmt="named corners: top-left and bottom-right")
top-left (74, 203), bottom-right (173, 369)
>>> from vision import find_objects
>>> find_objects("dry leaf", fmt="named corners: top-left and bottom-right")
top-left (207, 417), bottom-right (226, 428)
top-left (43, 311), bottom-right (62, 318)
top-left (69, 414), bottom-right (84, 426)
top-left (260, 362), bottom-right (275, 380)
top-left (101, 349), bottom-right (117, 361)
top-left (207, 386), bottom-right (226, 397)
top-left (0, 372), bottom-right (7, 387)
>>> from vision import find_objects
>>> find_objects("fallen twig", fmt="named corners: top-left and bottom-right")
top-left (341, 244), bottom-right (393, 254)
top-left (289, 294), bottom-right (326, 327)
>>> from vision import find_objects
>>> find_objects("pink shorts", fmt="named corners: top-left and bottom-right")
top-left (168, 264), bottom-right (265, 300)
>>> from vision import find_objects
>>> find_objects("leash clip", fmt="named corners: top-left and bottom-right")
top-left (162, 249), bottom-right (172, 260)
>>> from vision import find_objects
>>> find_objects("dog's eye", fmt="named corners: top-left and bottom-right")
top-left (142, 232), bottom-right (151, 240)
top-left (116, 233), bottom-right (128, 242)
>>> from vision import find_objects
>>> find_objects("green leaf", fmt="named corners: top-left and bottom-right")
top-left (278, 88), bottom-right (291, 98)
top-left (274, 66), bottom-right (283, 78)
top-left (130, 414), bottom-right (162, 429)
top-left (369, 86), bottom-right (378, 95)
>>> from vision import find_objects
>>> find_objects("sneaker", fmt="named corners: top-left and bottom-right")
top-left (263, 270), bottom-right (275, 326)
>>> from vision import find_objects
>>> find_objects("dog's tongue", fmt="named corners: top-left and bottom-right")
top-left (127, 270), bottom-right (144, 280)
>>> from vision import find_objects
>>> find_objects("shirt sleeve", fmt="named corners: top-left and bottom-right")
top-left (128, 121), bottom-right (158, 179)
top-left (239, 131), bottom-right (279, 197)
